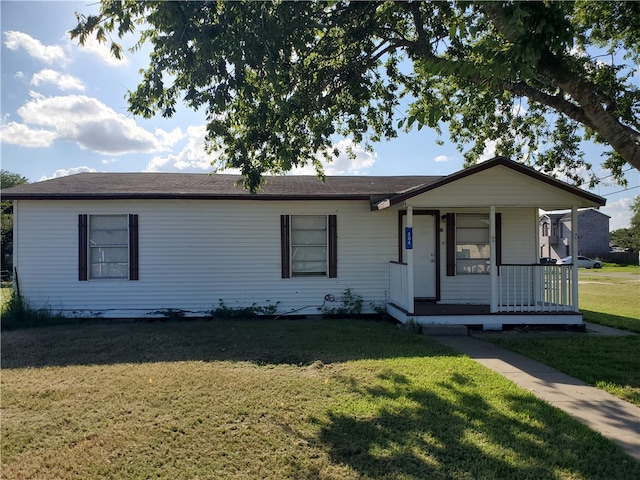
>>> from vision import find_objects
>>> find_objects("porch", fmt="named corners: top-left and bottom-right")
top-left (388, 262), bottom-right (582, 329)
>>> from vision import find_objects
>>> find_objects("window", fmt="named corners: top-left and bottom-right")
top-left (446, 212), bottom-right (501, 276)
top-left (455, 214), bottom-right (490, 275)
top-left (281, 215), bottom-right (337, 278)
top-left (291, 215), bottom-right (327, 276)
top-left (79, 214), bottom-right (138, 281)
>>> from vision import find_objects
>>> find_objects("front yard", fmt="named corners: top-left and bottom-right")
top-left (2, 319), bottom-right (638, 479)
top-left (2, 264), bottom-right (639, 478)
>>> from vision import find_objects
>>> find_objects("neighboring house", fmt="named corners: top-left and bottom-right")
top-left (3, 157), bottom-right (605, 329)
top-left (540, 208), bottom-right (610, 260)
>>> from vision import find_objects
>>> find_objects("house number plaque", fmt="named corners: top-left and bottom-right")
top-left (405, 227), bottom-right (413, 250)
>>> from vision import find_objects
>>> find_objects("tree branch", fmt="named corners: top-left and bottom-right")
top-left (482, 2), bottom-right (640, 171)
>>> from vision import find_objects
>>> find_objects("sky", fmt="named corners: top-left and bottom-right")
top-left (1, 1), bottom-right (638, 231)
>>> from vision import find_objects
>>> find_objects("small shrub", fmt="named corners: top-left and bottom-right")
top-left (323, 288), bottom-right (364, 317)
top-left (212, 299), bottom-right (280, 319)
top-left (369, 301), bottom-right (388, 317)
top-left (1, 291), bottom-right (67, 330)
top-left (405, 318), bottom-right (423, 333)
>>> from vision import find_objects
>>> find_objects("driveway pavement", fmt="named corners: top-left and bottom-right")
top-left (431, 325), bottom-right (640, 462)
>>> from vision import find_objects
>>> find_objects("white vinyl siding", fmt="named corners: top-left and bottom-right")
top-left (291, 215), bottom-right (327, 276)
top-left (10, 199), bottom-right (541, 316)
top-left (89, 215), bottom-right (128, 279)
top-left (13, 199), bottom-right (398, 317)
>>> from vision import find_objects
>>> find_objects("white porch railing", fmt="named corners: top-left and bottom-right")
top-left (389, 261), bottom-right (577, 314)
top-left (498, 264), bottom-right (576, 313)
top-left (389, 261), bottom-right (409, 311)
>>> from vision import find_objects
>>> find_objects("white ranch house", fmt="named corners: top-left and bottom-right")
top-left (4, 157), bottom-right (605, 329)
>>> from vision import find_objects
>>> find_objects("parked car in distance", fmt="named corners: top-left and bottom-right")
top-left (557, 256), bottom-right (602, 269)
top-left (539, 257), bottom-right (557, 265)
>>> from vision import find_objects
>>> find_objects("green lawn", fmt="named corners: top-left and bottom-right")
top-left (579, 265), bottom-right (640, 332)
top-left (3, 320), bottom-right (638, 479)
top-left (490, 265), bottom-right (640, 407)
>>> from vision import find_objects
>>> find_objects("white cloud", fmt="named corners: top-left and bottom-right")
top-left (78, 35), bottom-right (129, 67)
top-left (15, 71), bottom-right (24, 79)
top-left (155, 127), bottom-right (185, 149)
top-left (101, 158), bottom-right (119, 165)
top-left (145, 125), bottom-right (220, 172)
top-left (145, 133), bottom-right (376, 176)
top-left (3, 31), bottom-right (68, 65)
top-left (31, 69), bottom-right (85, 91)
top-left (601, 196), bottom-right (635, 231)
top-left (0, 121), bottom-right (57, 147)
top-left (39, 166), bottom-right (97, 181)
top-left (290, 138), bottom-right (376, 176)
top-left (569, 45), bottom-right (587, 58)
top-left (478, 140), bottom-right (497, 162)
top-left (434, 155), bottom-right (449, 163)
top-left (7, 94), bottom-right (161, 155)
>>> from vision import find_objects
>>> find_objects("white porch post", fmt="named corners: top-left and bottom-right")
top-left (406, 205), bottom-right (414, 314)
top-left (571, 206), bottom-right (579, 312)
top-left (490, 206), bottom-right (498, 313)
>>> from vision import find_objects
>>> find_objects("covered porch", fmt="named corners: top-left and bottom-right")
top-left (386, 206), bottom-right (582, 329)
top-left (370, 158), bottom-right (606, 330)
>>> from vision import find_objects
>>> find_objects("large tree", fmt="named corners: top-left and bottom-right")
top-left (1, 171), bottom-right (28, 279)
top-left (71, 1), bottom-right (640, 191)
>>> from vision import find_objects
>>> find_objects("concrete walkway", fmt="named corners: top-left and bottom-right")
top-left (432, 326), bottom-right (640, 462)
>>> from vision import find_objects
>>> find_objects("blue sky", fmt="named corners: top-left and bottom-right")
top-left (1, 1), bottom-right (638, 230)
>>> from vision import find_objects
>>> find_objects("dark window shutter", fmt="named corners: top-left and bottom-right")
top-left (328, 215), bottom-right (337, 278)
top-left (129, 214), bottom-right (139, 281)
top-left (446, 213), bottom-right (456, 276)
top-left (495, 212), bottom-right (502, 267)
top-left (280, 215), bottom-right (290, 278)
top-left (78, 214), bottom-right (88, 281)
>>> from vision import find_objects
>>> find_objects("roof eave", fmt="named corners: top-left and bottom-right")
top-left (4, 193), bottom-right (376, 202)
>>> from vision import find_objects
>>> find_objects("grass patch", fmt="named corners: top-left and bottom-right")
top-left (600, 263), bottom-right (640, 274)
top-left (578, 269), bottom-right (640, 333)
top-left (1, 290), bottom-right (70, 331)
top-left (3, 320), bottom-right (638, 479)
top-left (1, 286), bottom-right (12, 307)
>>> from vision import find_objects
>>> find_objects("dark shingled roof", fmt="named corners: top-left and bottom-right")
top-left (1, 172), bottom-right (442, 201)
top-left (1, 158), bottom-right (606, 207)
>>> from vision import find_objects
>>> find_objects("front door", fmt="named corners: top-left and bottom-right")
top-left (402, 213), bottom-right (437, 299)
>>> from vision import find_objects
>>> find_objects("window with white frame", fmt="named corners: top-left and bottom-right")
top-left (89, 215), bottom-right (130, 279)
top-left (456, 214), bottom-right (490, 274)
